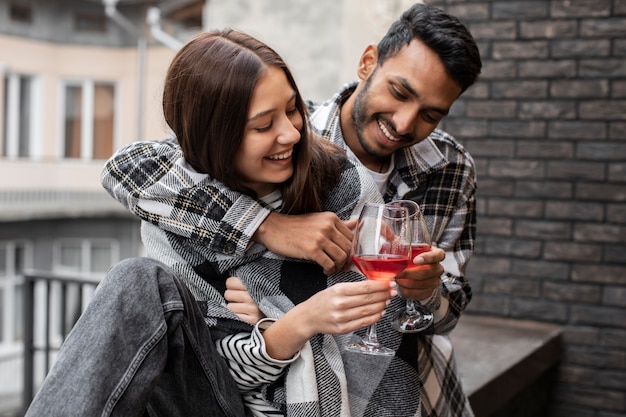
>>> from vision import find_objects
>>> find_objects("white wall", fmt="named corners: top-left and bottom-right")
top-left (203, 0), bottom-right (419, 102)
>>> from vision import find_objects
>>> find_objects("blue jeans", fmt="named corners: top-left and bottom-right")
top-left (25, 257), bottom-right (246, 417)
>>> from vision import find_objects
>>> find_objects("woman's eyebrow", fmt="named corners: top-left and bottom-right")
top-left (247, 92), bottom-right (297, 122)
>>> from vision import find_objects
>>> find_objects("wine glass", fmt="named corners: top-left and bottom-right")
top-left (388, 200), bottom-right (435, 333)
top-left (346, 202), bottom-right (412, 356)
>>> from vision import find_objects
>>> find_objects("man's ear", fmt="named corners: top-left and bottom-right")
top-left (357, 45), bottom-right (378, 80)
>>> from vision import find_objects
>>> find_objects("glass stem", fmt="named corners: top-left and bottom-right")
top-left (364, 323), bottom-right (381, 347)
top-left (405, 299), bottom-right (418, 316)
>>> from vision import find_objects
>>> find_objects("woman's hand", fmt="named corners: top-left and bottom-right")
top-left (261, 279), bottom-right (396, 360)
top-left (224, 277), bottom-right (265, 324)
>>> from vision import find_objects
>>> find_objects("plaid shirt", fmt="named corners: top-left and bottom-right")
top-left (101, 82), bottom-right (476, 417)
top-left (306, 82), bottom-right (476, 417)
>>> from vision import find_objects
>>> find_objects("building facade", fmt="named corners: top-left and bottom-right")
top-left (0, 0), bottom-right (199, 409)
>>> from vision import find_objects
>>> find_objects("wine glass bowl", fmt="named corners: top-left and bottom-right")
top-left (388, 200), bottom-right (435, 333)
top-left (346, 202), bottom-right (412, 356)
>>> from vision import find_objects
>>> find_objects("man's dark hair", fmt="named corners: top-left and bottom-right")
top-left (377, 3), bottom-right (482, 93)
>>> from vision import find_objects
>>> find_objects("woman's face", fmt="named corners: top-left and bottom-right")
top-left (234, 66), bottom-right (303, 197)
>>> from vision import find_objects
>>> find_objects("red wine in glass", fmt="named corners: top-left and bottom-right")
top-left (352, 254), bottom-right (409, 282)
top-left (345, 202), bottom-right (411, 356)
top-left (388, 201), bottom-right (435, 333)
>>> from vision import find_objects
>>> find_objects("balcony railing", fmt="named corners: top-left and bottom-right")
top-left (21, 271), bottom-right (99, 416)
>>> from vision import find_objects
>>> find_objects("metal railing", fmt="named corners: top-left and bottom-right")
top-left (21, 271), bottom-right (99, 415)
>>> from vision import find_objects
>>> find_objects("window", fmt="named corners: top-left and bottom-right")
top-left (9, 3), bottom-right (32, 24)
top-left (75, 13), bottom-right (107, 32)
top-left (3, 73), bottom-right (39, 158)
top-left (0, 241), bottom-right (32, 344)
top-left (63, 81), bottom-right (115, 160)
top-left (53, 239), bottom-right (118, 277)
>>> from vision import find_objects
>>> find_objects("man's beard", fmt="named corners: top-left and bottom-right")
top-left (351, 75), bottom-right (390, 161)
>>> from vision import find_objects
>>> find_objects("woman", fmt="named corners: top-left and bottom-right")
top-left (140, 29), bottom-right (396, 415)
top-left (26, 30), bottom-right (392, 417)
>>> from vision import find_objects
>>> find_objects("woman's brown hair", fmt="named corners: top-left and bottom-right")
top-left (162, 29), bottom-right (344, 214)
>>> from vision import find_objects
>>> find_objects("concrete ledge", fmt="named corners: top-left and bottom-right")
top-left (451, 314), bottom-right (562, 417)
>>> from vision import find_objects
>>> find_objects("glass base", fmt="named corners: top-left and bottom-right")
top-left (391, 309), bottom-right (434, 333)
top-left (345, 340), bottom-right (395, 356)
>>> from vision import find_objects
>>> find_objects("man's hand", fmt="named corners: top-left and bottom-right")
top-left (253, 211), bottom-right (356, 275)
top-left (395, 246), bottom-right (445, 300)
top-left (225, 277), bottom-right (264, 325)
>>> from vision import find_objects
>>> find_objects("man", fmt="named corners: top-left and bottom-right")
top-left (103, 4), bottom-right (481, 416)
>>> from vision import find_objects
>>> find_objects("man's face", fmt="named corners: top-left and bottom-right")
top-left (348, 39), bottom-right (463, 167)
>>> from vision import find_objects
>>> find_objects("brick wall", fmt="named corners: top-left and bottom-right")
top-left (429, 0), bottom-right (626, 415)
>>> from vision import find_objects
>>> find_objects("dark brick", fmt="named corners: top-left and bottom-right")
top-left (468, 21), bottom-right (517, 40)
top-left (476, 179), bottom-right (514, 197)
top-left (460, 82), bottom-right (489, 100)
top-left (493, 1), bottom-right (549, 19)
top-left (609, 122), bottom-right (626, 139)
top-left (580, 18), bottom-right (626, 37)
top-left (547, 161), bottom-right (606, 181)
top-left (484, 236), bottom-right (543, 257)
top-left (478, 217), bottom-right (513, 235)
top-left (493, 41), bottom-right (549, 59)
top-left (602, 286), bottom-right (626, 307)
top-left (572, 265), bottom-right (626, 285)
top-left (466, 100), bottom-right (517, 118)
top-left (519, 60), bottom-right (577, 78)
top-left (543, 281), bottom-right (602, 303)
top-left (603, 329), bottom-right (626, 349)
top-left (516, 140), bottom-right (574, 159)
top-left (488, 160), bottom-right (545, 178)
top-left (561, 325), bottom-right (600, 345)
top-left (488, 198), bottom-right (544, 217)
top-left (466, 294), bottom-right (510, 316)
top-left (491, 80), bottom-right (548, 99)
top-left (483, 278), bottom-right (541, 296)
top-left (605, 244), bottom-right (626, 264)
top-left (577, 142), bottom-right (626, 160)
top-left (545, 201), bottom-right (604, 221)
top-left (510, 298), bottom-right (568, 321)
top-left (612, 81), bottom-right (626, 98)
top-left (516, 181), bottom-right (573, 199)
top-left (551, 0), bottom-right (612, 18)
top-left (564, 345), bottom-right (626, 368)
top-left (574, 223), bottom-right (626, 243)
top-left (511, 259), bottom-right (570, 279)
top-left (579, 100), bottom-right (626, 120)
top-left (558, 365), bottom-right (626, 390)
top-left (607, 204), bottom-right (626, 223)
top-left (515, 219), bottom-right (572, 240)
top-left (440, 118), bottom-right (488, 138)
top-left (490, 120), bottom-right (547, 137)
top-left (550, 80), bottom-right (610, 98)
top-left (576, 183), bottom-right (626, 202)
top-left (548, 121), bottom-right (607, 139)
top-left (553, 385), bottom-right (624, 412)
top-left (571, 305), bottom-right (626, 328)
top-left (580, 59), bottom-right (626, 77)
top-left (519, 20), bottom-right (577, 39)
top-left (544, 241), bottom-right (603, 262)
top-left (615, 39), bottom-right (626, 56)
top-left (519, 101), bottom-right (576, 120)
top-left (551, 39), bottom-right (611, 58)
top-left (466, 255), bottom-right (512, 275)
top-left (464, 139), bottom-right (515, 157)
top-left (480, 60), bottom-right (517, 79)
top-left (608, 163), bottom-right (626, 182)
top-left (444, 3), bottom-right (490, 21)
